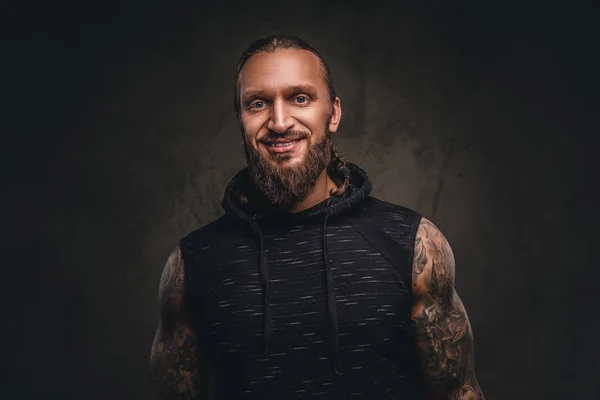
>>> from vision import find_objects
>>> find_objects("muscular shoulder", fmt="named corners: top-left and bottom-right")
top-left (412, 217), bottom-right (456, 299)
top-left (158, 245), bottom-right (186, 329)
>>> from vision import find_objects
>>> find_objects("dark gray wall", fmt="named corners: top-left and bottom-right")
top-left (5, 1), bottom-right (599, 399)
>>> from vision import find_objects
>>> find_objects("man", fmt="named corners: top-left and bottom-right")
top-left (150, 35), bottom-right (484, 399)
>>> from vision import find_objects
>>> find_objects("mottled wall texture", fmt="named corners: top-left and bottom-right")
top-left (6, 1), bottom-right (598, 399)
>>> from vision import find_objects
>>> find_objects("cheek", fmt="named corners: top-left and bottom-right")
top-left (241, 117), bottom-right (261, 143)
top-left (303, 107), bottom-right (331, 132)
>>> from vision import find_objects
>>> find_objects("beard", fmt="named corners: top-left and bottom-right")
top-left (243, 127), bottom-right (333, 208)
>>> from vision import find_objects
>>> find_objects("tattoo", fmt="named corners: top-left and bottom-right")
top-left (450, 385), bottom-right (477, 400)
top-left (411, 219), bottom-right (484, 399)
top-left (149, 246), bottom-right (201, 399)
top-left (412, 236), bottom-right (428, 287)
top-left (160, 247), bottom-right (185, 311)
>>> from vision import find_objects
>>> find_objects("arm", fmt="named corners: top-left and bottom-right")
top-left (411, 218), bottom-right (484, 400)
top-left (149, 245), bottom-right (207, 399)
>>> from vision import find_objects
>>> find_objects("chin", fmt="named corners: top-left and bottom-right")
top-left (274, 152), bottom-right (307, 169)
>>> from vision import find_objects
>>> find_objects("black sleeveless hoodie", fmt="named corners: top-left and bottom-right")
top-left (180, 163), bottom-right (426, 399)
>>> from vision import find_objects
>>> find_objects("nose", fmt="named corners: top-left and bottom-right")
top-left (266, 99), bottom-right (294, 134)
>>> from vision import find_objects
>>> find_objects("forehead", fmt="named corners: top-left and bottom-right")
top-left (239, 48), bottom-right (326, 93)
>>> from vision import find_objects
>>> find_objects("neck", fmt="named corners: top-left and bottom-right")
top-left (283, 169), bottom-right (338, 214)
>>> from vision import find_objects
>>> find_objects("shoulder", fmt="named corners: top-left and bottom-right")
top-left (415, 217), bottom-right (453, 253)
top-left (348, 197), bottom-right (424, 263)
top-left (179, 214), bottom-right (241, 258)
top-left (359, 196), bottom-right (422, 235)
top-left (182, 214), bottom-right (235, 242)
top-left (412, 217), bottom-right (456, 297)
top-left (158, 244), bottom-right (186, 318)
top-left (361, 196), bottom-right (421, 221)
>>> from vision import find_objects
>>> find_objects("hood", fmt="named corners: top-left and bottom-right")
top-left (221, 162), bottom-right (372, 222)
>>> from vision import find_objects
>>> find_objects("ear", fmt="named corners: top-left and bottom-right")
top-left (327, 97), bottom-right (342, 133)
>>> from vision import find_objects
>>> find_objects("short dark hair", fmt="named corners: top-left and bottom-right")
top-left (233, 35), bottom-right (337, 115)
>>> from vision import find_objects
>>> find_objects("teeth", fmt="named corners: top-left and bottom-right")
top-left (270, 140), bottom-right (298, 147)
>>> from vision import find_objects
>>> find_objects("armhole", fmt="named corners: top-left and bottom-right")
top-left (407, 212), bottom-right (423, 303)
top-left (179, 236), bottom-right (197, 310)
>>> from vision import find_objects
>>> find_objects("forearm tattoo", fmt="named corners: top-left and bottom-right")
top-left (149, 246), bottom-right (201, 399)
top-left (412, 219), bottom-right (484, 400)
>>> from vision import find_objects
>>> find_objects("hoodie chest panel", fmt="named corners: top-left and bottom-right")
top-left (261, 224), bottom-right (333, 351)
top-left (191, 234), bottom-right (266, 359)
top-left (322, 223), bottom-right (416, 367)
top-left (190, 227), bottom-right (332, 361)
top-left (200, 224), bottom-right (335, 354)
top-left (193, 222), bottom-right (414, 365)
top-left (265, 222), bottom-right (413, 345)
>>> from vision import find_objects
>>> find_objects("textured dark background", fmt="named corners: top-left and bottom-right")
top-left (4, 1), bottom-right (599, 399)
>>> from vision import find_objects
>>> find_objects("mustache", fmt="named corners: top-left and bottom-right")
top-left (259, 130), bottom-right (309, 143)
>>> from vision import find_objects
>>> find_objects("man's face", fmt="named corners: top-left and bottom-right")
top-left (238, 48), bottom-right (342, 206)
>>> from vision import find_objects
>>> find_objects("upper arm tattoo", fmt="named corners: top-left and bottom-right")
top-left (411, 219), bottom-right (484, 400)
top-left (150, 245), bottom-right (202, 400)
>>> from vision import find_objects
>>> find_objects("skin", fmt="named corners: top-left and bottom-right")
top-left (411, 218), bottom-right (485, 399)
top-left (150, 47), bottom-right (484, 399)
top-left (149, 246), bottom-right (213, 399)
top-left (238, 49), bottom-right (342, 213)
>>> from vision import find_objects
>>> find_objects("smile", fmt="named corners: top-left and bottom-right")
top-left (269, 140), bottom-right (299, 148)
top-left (263, 139), bottom-right (304, 153)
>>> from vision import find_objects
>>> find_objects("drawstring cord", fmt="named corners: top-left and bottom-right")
top-left (249, 217), bottom-right (271, 354)
top-left (250, 198), bottom-right (341, 373)
top-left (323, 201), bottom-right (341, 374)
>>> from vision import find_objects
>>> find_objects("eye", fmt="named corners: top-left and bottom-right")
top-left (294, 95), bottom-right (310, 104)
top-left (248, 100), bottom-right (266, 110)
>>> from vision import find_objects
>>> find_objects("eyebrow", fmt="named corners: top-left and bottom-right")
top-left (241, 84), bottom-right (319, 104)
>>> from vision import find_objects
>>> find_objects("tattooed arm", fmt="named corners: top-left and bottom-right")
top-left (411, 218), bottom-right (484, 400)
top-left (149, 245), bottom-right (210, 399)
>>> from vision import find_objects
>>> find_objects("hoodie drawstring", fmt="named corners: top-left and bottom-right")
top-left (323, 212), bottom-right (341, 374)
top-left (249, 218), bottom-right (271, 354)
top-left (249, 205), bottom-right (341, 373)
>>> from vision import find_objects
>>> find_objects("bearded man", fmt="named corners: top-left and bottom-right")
top-left (149, 35), bottom-right (485, 400)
